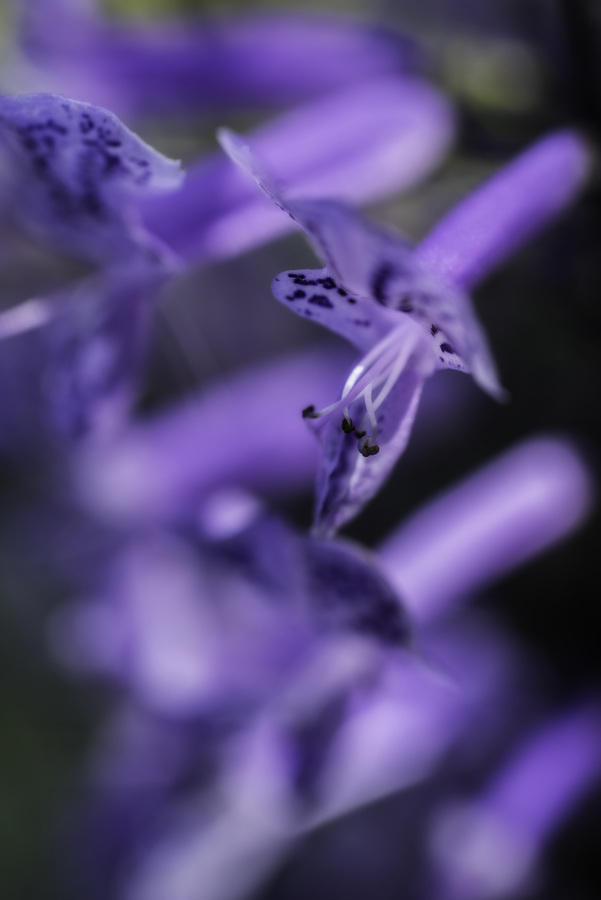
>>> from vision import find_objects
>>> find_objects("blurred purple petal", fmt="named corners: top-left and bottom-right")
top-left (19, 2), bottom-right (418, 115)
top-left (118, 620), bottom-right (522, 900)
top-left (0, 92), bottom-right (182, 262)
top-left (308, 618), bottom-right (523, 827)
top-left (145, 78), bottom-right (455, 262)
top-left (430, 703), bottom-right (601, 899)
top-left (52, 514), bottom-right (409, 718)
top-left (379, 437), bottom-right (594, 624)
top-left (76, 348), bottom-right (352, 521)
top-left (415, 130), bottom-right (593, 290)
top-left (0, 261), bottom-right (162, 449)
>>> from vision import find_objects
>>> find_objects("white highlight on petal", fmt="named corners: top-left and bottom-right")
top-left (0, 296), bottom-right (53, 339)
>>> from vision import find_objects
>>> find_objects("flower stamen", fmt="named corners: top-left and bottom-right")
top-left (300, 324), bottom-right (418, 456)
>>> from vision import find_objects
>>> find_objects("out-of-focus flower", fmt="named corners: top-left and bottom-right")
top-left (0, 92), bottom-right (182, 263)
top-left (379, 436), bottom-right (595, 625)
top-left (0, 262), bottom-right (164, 448)
top-left (12, 0), bottom-right (419, 116)
top-left (218, 128), bottom-right (592, 534)
top-left (53, 513), bottom-right (410, 719)
top-left (62, 435), bottom-right (593, 900)
top-left (144, 77), bottom-right (455, 265)
top-left (50, 503), bottom-right (411, 898)
top-left (429, 703), bottom-right (601, 899)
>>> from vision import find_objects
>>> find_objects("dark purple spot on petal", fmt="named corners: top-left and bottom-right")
top-left (309, 294), bottom-right (334, 309)
top-left (317, 277), bottom-right (336, 290)
top-left (371, 262), bottom-right (395, 303)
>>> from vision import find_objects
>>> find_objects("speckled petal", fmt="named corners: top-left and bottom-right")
top-left (271, 268), bottom-right (394, 352)
top-left (217, 135), bottom-right (502, 399)
top-left (0, 92), bottom-right (182, 262)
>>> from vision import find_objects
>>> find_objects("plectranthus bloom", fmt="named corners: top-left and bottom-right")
top-left (0, 92), bottom-right (182, 264)
top-left (0, 262), bottom-right (163, 446)
top-left (51, 503), bottom-right (411, 898)
top-left (218, 128), bottom-right (593, 535)
top-left (58, 436), bottom-right (595, 900)
top-left (428, 703), bottom-right (601, 899)
top-left (14, 0), bottom-right (418, 116)
top-left (0, 92), bottom-right (183, 443)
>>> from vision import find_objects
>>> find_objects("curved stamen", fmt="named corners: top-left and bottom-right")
top-left (301, 324), bottom-right (420, 455)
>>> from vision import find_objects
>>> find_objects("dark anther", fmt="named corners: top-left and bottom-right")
top-left (302, 405), bottom-right (318, 419)
top-left (355, 430), bottom-right (366, 439)
top-left (359, 442), bottom-right (380, 457)
top-left (341, 417), bottom-right (355, 434)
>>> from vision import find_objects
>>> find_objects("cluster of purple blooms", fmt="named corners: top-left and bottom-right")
top-left (1, 2), bottom-right (600, 899)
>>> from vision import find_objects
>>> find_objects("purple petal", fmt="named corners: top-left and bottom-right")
top-left (276, 207), bottom-right (505, 398)
top-left (0, 92), bottom-right (182, 262)
top-left (145, 78), bottom-right (454, 262)
top-left (76, 348), bottom-right (352, 522)
top-left (301, 537), bottom-right (410, 646)
top-left (314, 355), bottom-right (427, 536)
top-left (19, 3), bottom-right (418, 115)
top-left (430, 703), bottom-right (601, 899)
top-left (379, 437), bottom-right (594, 625)
top-left (305, 617), bottom-right (522, 826)
top-left (415, 130), bottom-right (593, 290)
top-left (219, 133), bottom-right (503, 400)
top-left (0, 261), bottom-right (161, 448)
top-left (271, 268), bottom-right (394, 352)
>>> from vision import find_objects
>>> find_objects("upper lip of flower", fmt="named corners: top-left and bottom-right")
top-left (217, 126), bottom-right (506, 429)
top-left (266, 210), bottom-right (504, 459)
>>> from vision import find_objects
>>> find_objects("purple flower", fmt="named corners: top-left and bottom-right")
top-left (429, 703), bottom-right (601, 899)
top-left (0, 92), bottom-right (182, 264)
top-left (379, 436), bottom-right (594, 624)
top-left (15, 1), bottom-right (418, 116)
top-left (0, 262), bottom-right (162, 446)
top-left (61, 436), bottom-right (593, 900)
top-left (218, 127), bottom-right (592, 535)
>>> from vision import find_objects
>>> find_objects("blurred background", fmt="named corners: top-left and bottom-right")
top-left (1, 1), bottom-right (601, 898)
